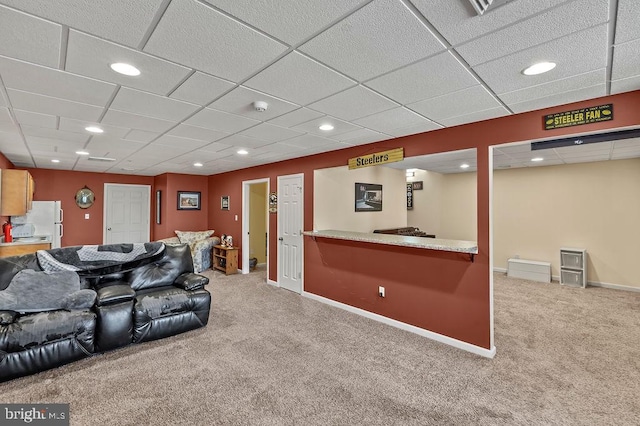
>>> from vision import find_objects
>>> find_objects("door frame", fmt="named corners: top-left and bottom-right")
top-left (103, 183), bottom-right (151, 244)
top-left (241, 177), bottom-right (270, 275)
top-left (277, 173), bottom-right (304, 292)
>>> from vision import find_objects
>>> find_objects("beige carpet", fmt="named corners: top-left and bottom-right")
top-left (2, 269), bottom-right (639, 425)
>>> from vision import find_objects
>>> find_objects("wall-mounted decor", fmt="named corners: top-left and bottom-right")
top-left (75, 186), bottom-right (95, 209)
top-left (155, 190), bottom-right (161, 224)
top-left (406, 183), bottom-right (413, 210)
top-left (221, 195), bottom-right (230, 210)
top-left (355, 183), bottom-right (382, 212)
top-left (412, 181), bottom-right (423, 190)
top-left (177, 191), bottom-right (201, 210)
top-left (269, 192), bottom-right (277, 213)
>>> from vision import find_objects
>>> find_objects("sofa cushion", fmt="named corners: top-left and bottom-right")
top-left (175, 230), bottom-right (214, 245)
top-left (0, 270), bottom-right (96, 313)
top-left (127, 244), bottom-right (194, 291)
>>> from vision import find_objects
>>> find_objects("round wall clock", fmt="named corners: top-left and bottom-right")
top-left (75, 186), bottom-right (95, 209)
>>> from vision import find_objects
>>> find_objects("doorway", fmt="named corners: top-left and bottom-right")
top-left (103, 183), bottom-right (151, 244)
top-left (277, 173), bottom-right (304, 294)
top-left (242, 178), bottom-right (269, 275)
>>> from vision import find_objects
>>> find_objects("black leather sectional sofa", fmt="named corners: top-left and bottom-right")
top-left (0, 242), bottom-right (211, 382)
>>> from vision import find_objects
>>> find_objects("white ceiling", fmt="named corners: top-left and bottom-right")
top-left (0, 0), bottom-right (638, 176)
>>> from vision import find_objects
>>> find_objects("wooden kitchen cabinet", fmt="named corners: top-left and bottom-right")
top-left (0, 170), bottom-right (35, 216)
top-left (0, 242), bottom-right (50, 258)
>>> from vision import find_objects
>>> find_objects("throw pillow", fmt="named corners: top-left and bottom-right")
top-left (175, 230), bottom-right (214, 245)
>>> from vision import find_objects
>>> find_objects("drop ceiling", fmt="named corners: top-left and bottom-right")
top-left (0, 0), bottom-right (638, 176)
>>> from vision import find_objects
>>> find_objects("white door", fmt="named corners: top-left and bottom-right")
top-left (278, 174), bottom-right (303, 293)
top-left (104, 184), bottom-right (151, 244)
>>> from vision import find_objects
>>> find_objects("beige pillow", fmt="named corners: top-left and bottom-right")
top-left (175, 230), bottom-right (214, 245)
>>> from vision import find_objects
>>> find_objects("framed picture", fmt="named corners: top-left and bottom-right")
top-left (269, 192), bottom-right (277, 213)
top-left (221, 195), bottom-right (230, 210)
top-left (355, 183), bottom-right (382, 212)
top-left (156, 190), bottom-right (162, 224)
top-left (177, 191), bottom-right (201, 210)
top-left (406, 183), bottom-right (413, 210)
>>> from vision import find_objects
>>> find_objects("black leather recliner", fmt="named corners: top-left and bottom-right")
top-left (0, 243), bottom-right (211, 382)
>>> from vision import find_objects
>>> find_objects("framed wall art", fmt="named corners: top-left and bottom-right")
top-left (221, 195), bottom-right (230, 210)
top-left (177, 191), bottom-right (201, 210)
top-left (355, 183), bottom-right (382, 212)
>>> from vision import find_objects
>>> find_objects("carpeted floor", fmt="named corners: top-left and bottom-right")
top-left (2, 268), bottom-right (639, 425)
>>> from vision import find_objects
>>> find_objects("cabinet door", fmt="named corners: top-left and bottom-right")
top-left (0, 170), bottom-right (34, 216)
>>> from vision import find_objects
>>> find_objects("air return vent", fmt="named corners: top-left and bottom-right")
top-left (88, 156), bottom-right (116, 162)
top-left (468, 0), bottom-right (511, 15)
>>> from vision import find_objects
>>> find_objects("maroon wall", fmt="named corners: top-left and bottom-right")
top-left (155, 173), bottom-right (209, 239)
top-left (207, 91), bottom-right (640, 349)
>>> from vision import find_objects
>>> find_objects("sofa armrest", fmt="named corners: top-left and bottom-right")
top-left (0, 310), bottom-right (17, 325)
top-left (174, 273), bottom-right (209, 291)
top-left (157, 236), bottom-right (180, 245)
top-left (96, 284), bottom-right (136, 307)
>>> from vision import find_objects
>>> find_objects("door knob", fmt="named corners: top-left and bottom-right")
top-left (107, 227), bottom-right (112, 231)
top-left (278, 237), bottom-right (283, 241)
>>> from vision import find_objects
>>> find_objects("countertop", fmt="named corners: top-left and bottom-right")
top-left (0, 235), bottom-right (52, 247)
top-left (302, 229), bottom-right (478, 255)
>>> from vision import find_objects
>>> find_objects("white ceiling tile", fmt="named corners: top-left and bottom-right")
top-left (167, 124), bottom-right (229, 142)
top-left (415, 0), bottom-right (571, 46)
top-left (334, 128), bottom-right (390, 145)
top-left (365, 51), bottom-right (479, 105)
top-left (0, 122), bottom-right (16, 134)
top-left (498, 69), bottom-right (606, 104)
top-left (25, 134), bottom-right (87, 153)
top-left (353, 107), bottom-right (436, 134)
top-left (144, 0), bottom-right (287, 82)
top-left (169, 72), bottom-right (236, 106)
top-left (439, 106), bottom-right (510, 127)
top-left (562, 153), bottom-right (611, 164)
top-left (291, 116), bottom-right (361, 137)
top-left (123, 129), bottom-right (160, 143)
top-left (244, 52), bottom-right (356, 105)
top-left (614, 0), bottom-right (640, 44)
top-left (0, 5), bottom-right (61, 67)
top-left (7, 89), bottom-right (103, 121)
top-left (65, 31), bottom-right (192, 96)
top-left (267, 108), bottom-right (324, 128)
top-left (456, 0), bottom-right (608, 66)
top-left (110, 87), bottom-right (200, 122)
top-left (473, 25), bottom-right (608, 94)
top-left (85, 137), bottom-right (145, 157)
top-left (237, 123), bottom-right (303, 143)
top-left (611, 38), bottom-right (640, 80)
top-left (216, 134), bottom-right (270, 150)
top-left (610, 75), bottom-right (640, 94)
top-left (203, 0), bottom-right (365, 45)
top-left (279, 133), bottom-right (338, 149)
top-left (0, 92), bottom-right (5, 108)
top-left (21, 125), bottom-right (89, 144)
top-left (0, 57), bottom-right (116, 107)
top-left (300, 0), bottom-right (445, 81)
top-left (386, 121), bottom-right (442, 138)
top-left (185, 108), bottom-right (260, 133)
top-left (13, 110), bottom-right (57, 129)
top-left (0, 108), bottom-right (13, 124)
top-left (58, 117), bottom-right (130, 138)
top-left (408, 86), bottom-right (502, 121)
top-left (307, 86), bottom-right (398, 121)
top-left (612, 138), bottom-right (640, 149)
top-left (133, 143), bottom-right (193, 160)
top-left (101, 109), bottom-right (175, 133)
top-left (0, 130), bottom-right (26, 151)
top-left (192, 144), bottom-right (234, 155)
top-left (209, 86), bottom-right (300, 121)
top-left (508, 84), bottom-right (606, 114)
top-left (611, 151), bottom-right (640, 160)
top-left (151, 134), bottom-right (209, 150)
top-left (1, 0), bottom-right (166, 47)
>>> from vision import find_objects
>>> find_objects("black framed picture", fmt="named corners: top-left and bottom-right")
top-left (221, 195), bottom-right (230, 210)
top-left (156, 190), bottom-right (162, 224)
top-left (177, 191), bottom-right (201, 210)
top-left (355, 183), bottom-right (382, 212)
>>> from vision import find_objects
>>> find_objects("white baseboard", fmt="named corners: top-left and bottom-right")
top-left (495, 267), bottom-right (640, 293)
top-left (267, 279), bottom-right (278, 287)
top-left (302, 292), bottom-right (496, 359)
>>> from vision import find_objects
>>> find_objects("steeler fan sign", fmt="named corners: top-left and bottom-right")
top-left (544, 104), bottom-right (612, 130)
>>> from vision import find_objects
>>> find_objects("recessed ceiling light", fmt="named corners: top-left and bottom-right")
top-left (85, 126), bottom-right (104, 133)
top-left (522, 62), bottom-right (556, 76)
top-left (460, 163), bottom-right (470, 169)
top-left (531, 157), bottom-right (544, 162)
top-left (110, 62), bottom-right (141, 76)
top-left (237, 149), bottom-right (248, 155)
top-left (319, 124), bottom-right (334, 131)
top-left (75, 150), bottom-right (90, 155)
top-left (193, 162), bottom-right (203, 167)
top-left (51, 159), bottom-right (60, 163)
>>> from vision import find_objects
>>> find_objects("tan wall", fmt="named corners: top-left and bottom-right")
top-left (249, 182), bottom-right (267, 263)
top-left (493, 158), bottom-right (640, 288)
top-left (314, 165), bottom-right (407, 232)
top-left (407, 170), bottom-right (443, 237)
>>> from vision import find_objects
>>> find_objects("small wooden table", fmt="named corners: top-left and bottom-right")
top-left (212, 245), bottom-right (238, 275)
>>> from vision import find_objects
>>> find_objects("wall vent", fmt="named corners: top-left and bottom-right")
top-left (468, 0), bottom-right (512, 16)
top-left (88, 156), bottom-right (116, 162)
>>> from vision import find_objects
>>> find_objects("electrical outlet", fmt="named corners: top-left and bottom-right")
top-left (378, 286), bottom-right (385, 297)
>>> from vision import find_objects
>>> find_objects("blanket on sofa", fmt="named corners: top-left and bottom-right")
top-left (37, 243), bottom-right (165, 274)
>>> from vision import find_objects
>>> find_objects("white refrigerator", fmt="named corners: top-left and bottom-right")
top-left (11, 201), bottom-right (64, 248)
